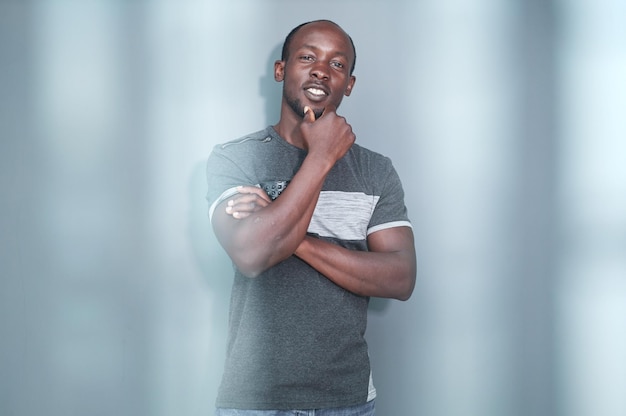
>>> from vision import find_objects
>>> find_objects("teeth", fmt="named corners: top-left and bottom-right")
top-left (307, 88), bottom-right (326, 96)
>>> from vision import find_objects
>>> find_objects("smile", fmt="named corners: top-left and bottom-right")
top-left (306, 87), bottom-right (327, 97)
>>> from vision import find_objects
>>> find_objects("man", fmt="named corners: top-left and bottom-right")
top-left (206, 20), bottom-right (416, 415)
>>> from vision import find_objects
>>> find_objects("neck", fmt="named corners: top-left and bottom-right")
top-left (273, 107), bottom-right (306, 149)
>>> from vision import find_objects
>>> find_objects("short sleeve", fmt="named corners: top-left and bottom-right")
top-left (367, 158), bottom-right (411, 235)
top-left (205, 146), bottom-right (250, 221)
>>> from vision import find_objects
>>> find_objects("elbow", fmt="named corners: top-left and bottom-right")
top-left (231, 249), bottom-right (290, 278)
top-left (237, 267), bottom-right (263, 279)
top-left (225, 238), bottom-right (276, 278)
top-left (232, 255), bottom-right (268, 278)
top-left (396, 289), bottom-right (414, 302)
top-left (395, 280), bottom-right (414, 301)
top-left (394, 267), bottom-right (416, 301)
top-left (226, 230), bottom-right (297, 278)
top-left (390, 247), bottom-right (417, 301)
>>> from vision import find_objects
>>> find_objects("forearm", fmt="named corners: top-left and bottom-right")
top-left (294, 233), bottom-right (416, 300)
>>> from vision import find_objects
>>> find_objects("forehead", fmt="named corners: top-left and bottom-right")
top-left (289, 22), bottom-right (354, 59)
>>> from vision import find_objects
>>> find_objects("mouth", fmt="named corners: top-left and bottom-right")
top-left (303, 84), bottom-right (329, 101)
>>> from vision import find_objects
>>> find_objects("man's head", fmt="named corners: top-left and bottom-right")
top-left (274, 20), bottom-right (357, 120)
top-left (281, 20), bottom-right (357, 76)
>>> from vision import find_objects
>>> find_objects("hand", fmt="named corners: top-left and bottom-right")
top-left (299, 105), bottom-right (355, 165)
top-left (225, 186), bottom-right (272, 219)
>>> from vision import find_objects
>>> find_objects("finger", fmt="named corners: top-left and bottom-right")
top-left (228, 195), bottom-right (270, 211)
top-left (237, 185), bottom-right (272, 202)
top-left (303, 106), bottom-right (316, 123)
top-left (231, 211), bottom-right (251, 219)
top-left (233, 199), bottom-right (270, 213)
top-left (225, 202), bottom-right (266, 219)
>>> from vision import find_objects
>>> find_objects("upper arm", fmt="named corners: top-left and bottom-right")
top-left (210, 198), bottom-right (239, 255)
top-left (208, 186), bottom-right (291, 278)
top-left (209, 196), bottom-right (269, 278)
top-left (368, 225), bottom-right (415, 256)
top-left (368, 226), bottom-right (416, 278)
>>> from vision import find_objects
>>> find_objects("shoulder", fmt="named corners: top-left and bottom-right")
top-left (213, 128), bottom-right (273, 152)
top-left (347, 143), bottom-right (394, 171)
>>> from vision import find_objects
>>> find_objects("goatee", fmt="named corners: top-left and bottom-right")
top-left (285, 92), bottom-right (324, 120)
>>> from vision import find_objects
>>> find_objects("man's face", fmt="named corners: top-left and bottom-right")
top-left (275, 22), bottom-right (356, 119)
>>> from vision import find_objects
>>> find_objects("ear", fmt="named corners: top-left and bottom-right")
top-left (274, 60), bottom-right (285, 82)
top-left (344, 75), bottom-right (356, 97)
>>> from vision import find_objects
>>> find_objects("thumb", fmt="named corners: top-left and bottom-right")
top-left (303, 106), bottom-right (316, 123)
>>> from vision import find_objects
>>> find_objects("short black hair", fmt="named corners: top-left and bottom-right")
top-left (280, 20), bottom-right (357, 75)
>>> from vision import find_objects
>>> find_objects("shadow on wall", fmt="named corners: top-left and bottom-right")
top-left (187, 162), bottom-right (232, 297)
top-left (186, 161), bottom-right (232, 403)
top-left (186, 45), bottom-right (285, 294)
top-left (183, 45), bottom-right (287, 401)
top-left (261, 43), bottom-right (282, 126)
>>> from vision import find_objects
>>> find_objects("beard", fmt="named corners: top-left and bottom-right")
top-left (284, 89), bottom-right (324, 120)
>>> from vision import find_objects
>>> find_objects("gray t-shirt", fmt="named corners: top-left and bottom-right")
top-left (206, 126), bottom-right (411, 410)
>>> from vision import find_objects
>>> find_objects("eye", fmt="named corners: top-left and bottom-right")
top-left (331, 60), bottom-right (345, 69)
top-left (299, 55), bottom-right (314, 62)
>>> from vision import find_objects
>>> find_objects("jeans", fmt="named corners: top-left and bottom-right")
top-left (215, 400), bottom-right (375, 416)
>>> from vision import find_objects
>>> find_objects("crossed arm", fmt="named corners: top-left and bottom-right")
top-left (211, 107), bottom-right (415, 300)
top-left (212, 185), bottom-right (416, 301)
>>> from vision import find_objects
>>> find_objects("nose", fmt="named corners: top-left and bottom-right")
top-left (310, 62), bottom-right (329, 80)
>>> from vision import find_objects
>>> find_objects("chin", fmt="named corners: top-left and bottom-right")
top-left (312, 107), bottom-right (324, 119)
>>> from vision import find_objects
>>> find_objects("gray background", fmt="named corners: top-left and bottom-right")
top-left (1, 0), bottom-right (625, 415)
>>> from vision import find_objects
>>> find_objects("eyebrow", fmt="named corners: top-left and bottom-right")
top-left (299, 44), bottom-right (351, 60)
